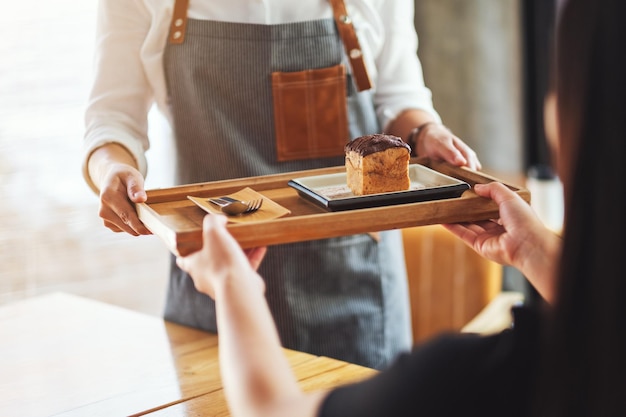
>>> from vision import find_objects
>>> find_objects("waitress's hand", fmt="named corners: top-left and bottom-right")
top-left (176, 214), bottom-right (267, 299)
top-left (97, 162), bottom-right (152, 236)
top-left (443, 182), bottom-right (560, 302)
top-left (415, 122), bottom-right (482, 171)
top-left (88, 143), bottom-right (152, 236)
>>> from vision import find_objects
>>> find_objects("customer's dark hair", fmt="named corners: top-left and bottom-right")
top-left (536, 0), bottom-right (626, 415)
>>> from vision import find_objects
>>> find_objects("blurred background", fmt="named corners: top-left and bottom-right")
top-left (0, 0), bottom-right (171, 315)
top-left (0, 1), bottom-right (556, 323)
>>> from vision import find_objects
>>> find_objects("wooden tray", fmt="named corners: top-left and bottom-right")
top-left (137, 157), bottom-right (529, 256)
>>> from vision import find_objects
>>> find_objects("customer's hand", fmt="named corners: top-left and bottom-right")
top-left (443, 182), bottom-right (561, 302)
top-left (443, 182), bottom-right (538, 265)
top-left (97, 163), bottom-right (152, 236)
top-left (417, 123), bottom-right (482, 171)
top-left (176, 214), bottom-right (267, 299)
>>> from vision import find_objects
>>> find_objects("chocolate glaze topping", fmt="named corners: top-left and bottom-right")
top-left (344, 134), bottom-right (410, 157)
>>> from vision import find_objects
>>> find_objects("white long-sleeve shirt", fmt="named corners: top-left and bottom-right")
top-left (83, 0), bottom-right (441, 185)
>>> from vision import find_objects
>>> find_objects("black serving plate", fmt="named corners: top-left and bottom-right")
top-left (288, 164), bottom-right (471, 212)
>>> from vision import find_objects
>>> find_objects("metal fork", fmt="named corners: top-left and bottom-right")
top-left (208, 197), bottom-right (263, 216)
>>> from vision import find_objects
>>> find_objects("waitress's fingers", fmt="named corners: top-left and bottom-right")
top-left (102, 218), bottom-right (125, 234)
top-left (100, 205), bottom-right (140, 235)
top-left (124, 173), bottom-right (148, 204)
top-left (99, 200), bottom-right (152, 236)
top-left (451, 136), bottom-right (482, 171)
top-left (417, 125), bottom-right (482, 170)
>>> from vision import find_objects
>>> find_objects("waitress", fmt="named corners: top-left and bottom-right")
top-left (83, 0), bottom-right (481, 370)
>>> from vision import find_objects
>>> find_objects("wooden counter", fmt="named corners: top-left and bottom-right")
top-left (0, 293), bottom-right (376, 417)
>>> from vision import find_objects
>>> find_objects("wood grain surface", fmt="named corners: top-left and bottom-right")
top-left (0, 293), bottom-right (376, 417)
top-left (139, 158), bottom-right (529, 255)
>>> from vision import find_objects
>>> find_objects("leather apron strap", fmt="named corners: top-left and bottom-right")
top-left (327, 0), bottom-right (372, 91)
top-left (169, 0), bottom-right (189, 44)
top-left (167, 0), bottom-right (372, 91)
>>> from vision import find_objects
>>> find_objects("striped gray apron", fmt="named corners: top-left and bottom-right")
top-left (162, 17), bottom-right (411, 369)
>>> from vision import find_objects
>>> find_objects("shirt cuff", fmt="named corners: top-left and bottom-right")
top-left (81, 134), bottom-right (148, 195)
top-left (380, 105), bottom-right (443, 133)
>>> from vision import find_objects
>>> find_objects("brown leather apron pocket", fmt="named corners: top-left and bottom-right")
top-left (272, 64), bottom-right (349, 161)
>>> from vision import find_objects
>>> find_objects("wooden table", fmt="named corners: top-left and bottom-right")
top-left (0, 293), bottom-right (376, 417)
